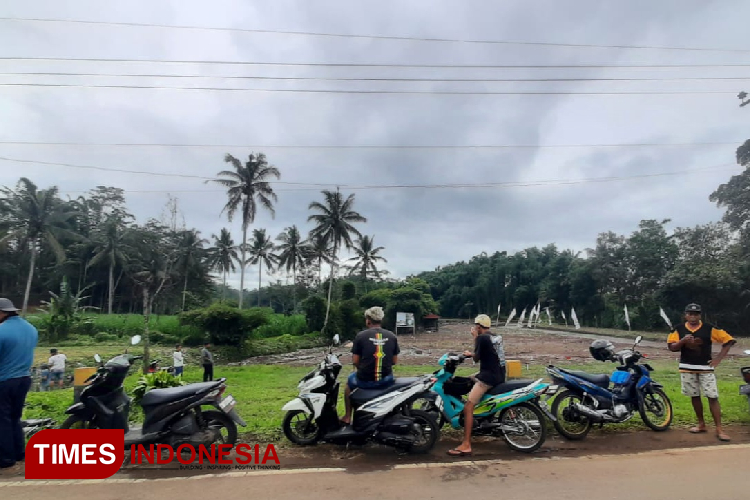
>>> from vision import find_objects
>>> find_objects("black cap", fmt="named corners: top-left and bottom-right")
top-left (684, 303), bottom-right (702, 313)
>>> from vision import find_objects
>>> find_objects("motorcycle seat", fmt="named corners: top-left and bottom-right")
top-left (141, 381), bottom-right (223, 406)
top-left (487, 380), bottom-right (536, 395)
top-left (559, 369), bottom-right (610, 388)
top-left (350, 377), bottom-right (421, 404)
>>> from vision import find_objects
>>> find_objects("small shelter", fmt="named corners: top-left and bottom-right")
top-left (422, 313), bottom-right (440, 332)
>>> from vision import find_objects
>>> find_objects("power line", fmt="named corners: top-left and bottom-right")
top-left (2, 17), bottom-right (749, 54)
top-left (0, 155), bottom-right (737, 190)
top-left (3, 57), bottom-right (750, 69)
top-left (0, 141), bottom-right (742, 150)
top-left (3, 71), bottom-right (750, 83)
top-left (0, 83), bottom-right (735, 95)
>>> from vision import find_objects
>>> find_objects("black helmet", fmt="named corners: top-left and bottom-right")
top-left (589, 339), bottom-right (615, 362)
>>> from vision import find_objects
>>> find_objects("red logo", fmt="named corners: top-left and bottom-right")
top-left (25, 429), bottom-right (124, 480)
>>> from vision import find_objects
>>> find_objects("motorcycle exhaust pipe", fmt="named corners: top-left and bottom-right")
top-left (573, 403), bottom-right (609, 423)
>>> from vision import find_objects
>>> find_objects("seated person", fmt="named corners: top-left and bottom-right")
top-left (340, 306), bottom-right (400, 425)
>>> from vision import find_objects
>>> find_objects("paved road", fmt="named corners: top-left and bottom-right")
top-left (2, 444), bottom-right (748, 500)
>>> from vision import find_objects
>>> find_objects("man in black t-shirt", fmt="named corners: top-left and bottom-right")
top-left (447, 314), bottom-right (505, 457)
top-left (340, 306), bottom-right (400, 425)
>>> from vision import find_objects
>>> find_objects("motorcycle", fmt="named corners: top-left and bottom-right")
top-left (147, 358), bottom-right (174, 374)
top-left (21, 418), bottom-right (56, 439)
top-left (546, 335), bottom-right (673, 440)
top-left (281, 334), bottom-right (440, 454)
top-left (415, 352), bottom-right (557, 453)
top-left (740, 349), bottom-right (750, 413)
top-left (60, 335), bottom-right (246, 448)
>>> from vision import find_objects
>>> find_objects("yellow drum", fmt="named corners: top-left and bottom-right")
top-left (506, 360), bottom-right (522, 378)
top-left (73, 367), bottom-right (97, 403)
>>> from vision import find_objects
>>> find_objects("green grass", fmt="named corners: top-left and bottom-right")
top-left (22, 357), bottom-right (750, 441)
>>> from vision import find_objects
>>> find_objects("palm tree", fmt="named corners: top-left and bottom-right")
top-left (86, 216), bottom-right (130, 314)
top-left (275, 225), bottom-right (309, 310)
top-left (209, 228), bottom-right (239, 302)
top-left (347, 235), bottom-right (388, 291)
top-left (4, 178), bottom-right (78, 314)
top-left (247, 228), bottom-right (278, 307)
top-left (307, 189), bottom-right (367, 334)
top-left (209, 153), bottom-right (280, 309)
top-left (175, 229), bottom-right (209, 311)
top-left (305, 233), bottom-right (334, 285)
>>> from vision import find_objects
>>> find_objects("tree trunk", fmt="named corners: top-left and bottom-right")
top-left (222, 271), bottom-right (227, 302)
top-left (292, 264), bottom-right (297, 312)
top-left (182, 273), bottom-right (188, 311)
top-left (107, 261), bottom-right (114, 314)
top-left (142, 288), bottom-right (151, 374)
top-left (322, 243), bottom-right (337, 336)
top-left (239, 226), bottom-right (247, 309)
top-left (258, 259), bottom-right (263, 307)
top-left (22, 243), bottom-right (37, 315)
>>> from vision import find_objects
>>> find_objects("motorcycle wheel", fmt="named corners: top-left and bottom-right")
top-left (638, 387), bottom-right (673, 431)
top-left (404, 409), bottom-right (440, 454)
top-left (550, 390), bottom-right (593, 440)
top-left (201, 410), bottom-right (238, 445)
top-left (59, 415), bottom-right (98, 429)
top-left (282, 410), bottom-right (322, 445)
top-left (498, 402), bottom-right (547, 453)
top-left (405, 397), bottom-right (446, 429)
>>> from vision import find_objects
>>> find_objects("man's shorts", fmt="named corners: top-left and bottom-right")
top-left (347, 373), bottom-right (394, 391)
top-left (467, 379), bottom-right (493, 405)
top-left (173, 366), bottom-right (184, 376)
top-left (680, 372), bottom-right (719, 399)
top-left (49, 371), bottom-right (64, 382)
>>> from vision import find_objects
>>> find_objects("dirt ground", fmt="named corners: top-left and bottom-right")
top-left (237, 322), bottom-right (750, 368)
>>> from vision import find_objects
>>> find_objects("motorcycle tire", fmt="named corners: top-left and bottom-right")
top-left (550, 390), bottom-right (593, 440)
top-left (638, 387), bottom-right (673, 432)
top-left (404, 409), bottom-right (440, 454)
top-left (59, 415), bottom-right (98, 429)
top-left (498, 402), bottom-right (547, 453)
top-left (282, 410), bottom-right (323, 445)
top-left (201, 410), bottom-right (238, 445)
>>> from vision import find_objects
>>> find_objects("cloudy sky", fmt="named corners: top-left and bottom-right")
top-left (1, 0), bottom-right (748, 291)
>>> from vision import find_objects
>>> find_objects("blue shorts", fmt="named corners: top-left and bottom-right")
top-left (49, 371), bottom-right (64, 382)
top-left (347, 373), bottom-right (394, 391)
top-left (173, 366), bottom-right (184, 376)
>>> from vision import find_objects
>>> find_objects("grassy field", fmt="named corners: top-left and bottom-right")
top-left (22, 352), bottom-right (750, 442)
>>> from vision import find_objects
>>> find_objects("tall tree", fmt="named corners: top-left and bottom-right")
top-left (175, 229), bottom-right (209, 311)
top-left (275, 225), bottom-right (308, 310)
top-left (209, 228), bottom-right (238, 302)
top-left (210, 153), bottom-right (280, 309)
top-left (86, 215), bottom-right (130, 314)
top-left (306, 233), bottom-right (334, 285)
top-left (247, 228), bottom-right (278, 307)
top-left (308, 189), bottom-right (367, 335)
top-left (347, 235), bottom-right (388, 290)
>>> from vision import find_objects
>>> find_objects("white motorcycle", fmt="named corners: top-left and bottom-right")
top-left (281, 335), bottom-right (440, 454)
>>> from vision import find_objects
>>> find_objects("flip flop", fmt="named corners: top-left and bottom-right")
top-left (688, 426), bottom-right (707, 433)
top-left (717, 433), bottom-right (731, 442)
top-left (446, 448), bottom-right (472, 457)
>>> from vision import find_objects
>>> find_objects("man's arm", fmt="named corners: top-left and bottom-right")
top-left (710, 328), bottom-right (737, 367)
top-left (667, 330), bottom-right (689, 352)
top-left (352, 354), bottom-right (361, 368)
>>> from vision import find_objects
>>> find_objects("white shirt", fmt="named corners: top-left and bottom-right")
top-left (173, 351), bottom-right (184, 367)
top-left (48, 353), bottom-right (67, 372)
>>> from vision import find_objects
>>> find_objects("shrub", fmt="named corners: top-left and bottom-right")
top-left (252, 314), bottom-right (308, 339)
top-left (243, 332), bottom-right (326, 357)
top-left (131, 371), bottom-right (185, 405)
top-left (178, 304), bottom-right (272, 346)
top-left (301, 295), bottom-right (327, 333)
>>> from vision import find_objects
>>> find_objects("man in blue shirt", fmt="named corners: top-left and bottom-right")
top-left (0, 298), bottom-right (38, 469)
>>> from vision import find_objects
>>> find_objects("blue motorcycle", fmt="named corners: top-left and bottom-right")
top-left (546, 336), bottom-right (673, 440)
top-left (415, 353), bottom-right (558, 453)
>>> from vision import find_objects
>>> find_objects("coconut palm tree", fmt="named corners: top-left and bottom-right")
top-left (347, 235), bottom-right (388, 291)
top-left (305, 233), bottom-right (334, 285)
top-left (209, 153), bottom-right (280, 309)
top-left (307, 189), bottom-right (366, 334)
top-left (247, 228), bottom-right (278, 307)
top-left (175, 229), bottom-right (209, 311)
top-left (86, 216), bottom-right (130, 314)
top-left (4, 178), bottom-right (78, 314)
top-left (275, 225), bottom-right (309, 310)
top-left (209, 228), bottom-right (239, 302)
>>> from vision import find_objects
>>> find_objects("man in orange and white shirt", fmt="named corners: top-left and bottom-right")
top-left (667, 303), bottom-right (736, 441)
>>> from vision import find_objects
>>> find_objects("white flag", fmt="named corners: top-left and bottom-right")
top-left (518, 307), bottom-right (527, 325)
top-left (659, 307), bottom-right (673, 330)
top-left (505, 307), bottom-right (517, 327)
top-left (571, 307), bottom-right (580, 330)
top-left (624, 304), bottom-right (631, 329)
top-left (497, 303), bottom-right (502, 315)
top-left (561, 309), bottom-right (567, 321)
top-left (527, 303), bottom-right (537, 327)
top-left (546, 307), bottom-right (552, 325)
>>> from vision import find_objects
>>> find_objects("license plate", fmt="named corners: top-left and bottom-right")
top-left (219, 395), bottom-right (236, 413)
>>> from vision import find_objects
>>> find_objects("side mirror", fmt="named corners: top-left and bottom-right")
top-left (131, 335), bottom-right (142, 346)
top-left (635, 335), bottom-right (643, 345)
top-left (332, 334), bottom-right (340, 346)
top-left (94, 354), bottom-right (102, 364)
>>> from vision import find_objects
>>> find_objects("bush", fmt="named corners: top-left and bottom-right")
top-left (359, 289), bottom-right (392, 309)
top-left (178, 303), bottom-right (272, 346)
top-left (131, 371), bottom-right (185, 405)
top-left (338, 299), bottom-right (363, 340)
top-left (243, 332), bottom-right (326, 357)
top-left (302, 295), bottom-right (327, 332)
top-left (341, 281), bottom-right (357, 300)
top-left (252, 314), bottom-right (308, 339)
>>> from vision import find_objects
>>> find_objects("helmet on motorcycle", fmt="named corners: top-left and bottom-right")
top-left (589, 339), bottom-right (615, 362)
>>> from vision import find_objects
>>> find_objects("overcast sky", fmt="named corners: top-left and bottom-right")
top-left (1, 0), bottom-right (748, 291)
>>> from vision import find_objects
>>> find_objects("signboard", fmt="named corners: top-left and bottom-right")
top-left (396, 312), bottom-right (415, 335)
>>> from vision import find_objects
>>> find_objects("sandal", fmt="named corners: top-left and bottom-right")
top-left (717, 433), bottom-right (731, 442)
top-left (688, 426), bottom-right (707, 433)
top-left (446, 448), bottom-right (472, 457)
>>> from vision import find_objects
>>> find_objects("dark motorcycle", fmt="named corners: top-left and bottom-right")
top-left (740, 349), bottom-right (750, 413)
top-left (21, 418), bottom-right (56, 439)
top-left (546, 336), bottom-right (673, 440)
top-left (60, 335), bottom-right (246, 448)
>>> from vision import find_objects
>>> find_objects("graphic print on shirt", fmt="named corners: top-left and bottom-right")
top-left (370, 333), bottom-right (386, 381)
